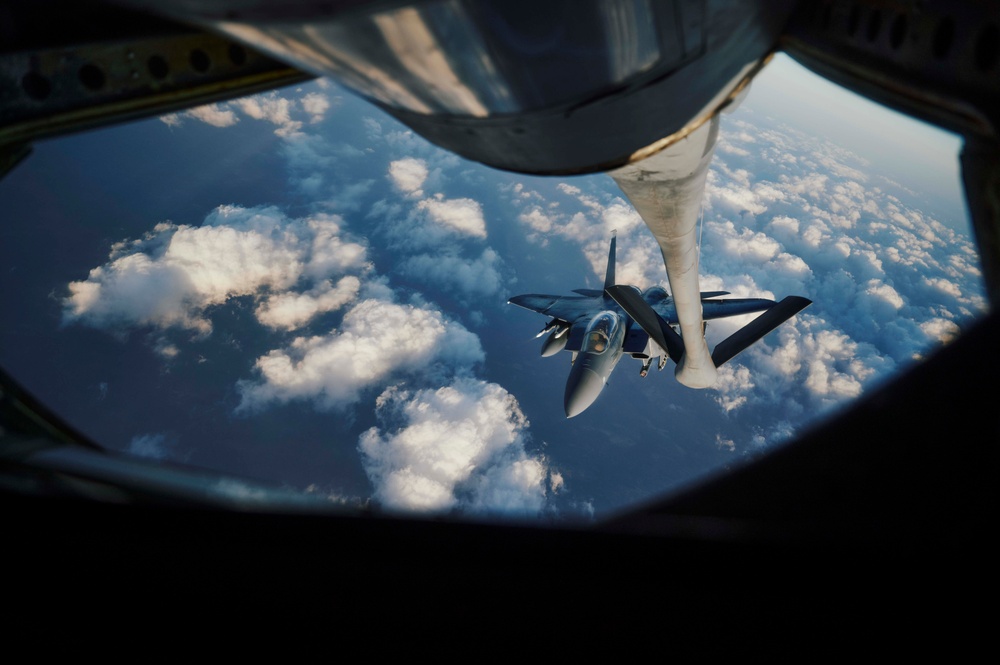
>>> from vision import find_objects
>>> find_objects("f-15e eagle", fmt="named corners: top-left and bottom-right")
top-left (509, 234), bottom-right (811, 417)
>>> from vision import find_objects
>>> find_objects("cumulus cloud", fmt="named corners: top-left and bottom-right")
top-left (300, 92), bottom-right (331, 123)
top-left (84, 90), bottom-right (571, 519)
top-left (714, 365), bottom-right (754, 412)
top-left (388, 157), bottom-right (429, 197)
top-left (236, 298), bottom-right (484, 411)
top-left (416, 195), bottom-right (487, 238)
top-left (518, 207), bottom-right (555, 234)
top-left (398, 248), bottom-right (504, 302)
top-left (358, 378), bottom-right (552, 516)
top-left (701, 119), bottom-right (984, 376)
top-left (255, 276), bottom-right (361, 331)
top-left (373, 155), bottom-right (511, 301)
top-left (715, 434), bottom-right (736, 451)
top-left (508, 112), bottom-right (985, 450)
top-left (160, 90), bottom-right (331, 137)
top-left (231, 92), bottom-right (302, 136)
top-left (510, 183), bottom-right (660, 287)
top-left (919, 317), bottom-right (961, 345)
top-left (63, 206), bottom-right (368, 336)
top-left (161, 103), bottom-right (239, 128)
top-left (187, 103), bottom-right (240, 127)
top-left (375, 157), bottom-right (492, 258)
top-left (153, 338), bottom-right (181, 359)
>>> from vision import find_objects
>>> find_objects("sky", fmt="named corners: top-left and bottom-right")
top-left (0, 53), bottom-right (987, 522)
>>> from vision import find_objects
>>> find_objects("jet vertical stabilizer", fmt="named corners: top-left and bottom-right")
top-left (603, 231), bottom-right (617, 293)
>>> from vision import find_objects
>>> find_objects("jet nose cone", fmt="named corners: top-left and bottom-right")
top-left (564, 367), bottom-right (604, 418)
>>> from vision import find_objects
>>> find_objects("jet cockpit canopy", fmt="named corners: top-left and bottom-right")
top-left (583, 311), bottom-right (621, 354)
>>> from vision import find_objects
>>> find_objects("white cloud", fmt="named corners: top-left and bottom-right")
top-left (63, 206), bottom-right (368, 336)
top-left (159, 90), bottom-right (333, 137)
top-left (296, 214), bottom-right (369, 280)
top-left (236, 298), bottom-right (484, 411)
top-left (859, 280), bottom-right (905, 319)
top-left (300, 92), bottom-right (331, 123)
top-left (187, 103), bottom-right (239, 127)
top-left (255, 276), bottom-right (361, 331)
top-left (388, 157), bottom-right (429, 197)
top-left (398, 249), bottom-right (503, 302)
top-left (919, 317), bottom-right (961, 345)
top-left (923, 276), bottom-right (963, 299)
top-left (374, 194), bottom-right (490, 252)
top-left (801, 328), bottom-right (865, 401)
top-left (512, 185), bottom-right (662, 286)
top-left (715, 434), bottom-right (736, 451)
top-left (159, 103), bottom-right (239, 128)
top-left (358, 378), bottom-right (551, 516)
top-left (518, 207), bottom-right (555, 234)
top-left (231, 92), bottom-right (302, 136)
top-left (153, 338), bottom-right (181, 359)
top-left (505, 114), bottom-right (984, 441)
top-left (417, 195), bottom-right (487, 238)
top-left (713, 364), bottom-right (753, 412)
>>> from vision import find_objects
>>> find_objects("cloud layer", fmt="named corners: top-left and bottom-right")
top-left (161, 90), bottom-right (333, 136)
top-left (369, 158), bottom-right (503, 302)
top-left (73, 89), bottom-right (560, 518)
top-left (237, 298), bottom-right (484, 411)
top-left (359, 378), bottom-right (552, 515)
top-left (83, 78), bottom-right (983, 516)
top-left (508, 112), bottom-right (985, 446)
top-left (63, 206), bottom-right (368, 336)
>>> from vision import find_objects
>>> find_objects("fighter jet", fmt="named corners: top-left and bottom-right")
top-left (509, 234), bottom-right (811, 417)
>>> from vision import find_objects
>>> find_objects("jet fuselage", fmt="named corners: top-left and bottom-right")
top-left (508, 236), bottom-right (808, 418)
top-left (564, 309), bottom-right (627, 418)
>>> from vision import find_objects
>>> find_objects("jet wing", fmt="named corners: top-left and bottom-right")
top-left (711, 296), bottom-right (812, 366)
top-left (507, 294), bottom-right (601, 323)
top-left (701, 297), bottom-right (776, 320)
top-left (605, 285), bottom-right (685, 363)
top-left (648, 297), bottom-right (776, 324)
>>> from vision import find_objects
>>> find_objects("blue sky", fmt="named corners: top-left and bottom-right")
top-left (748, 54), bottom-right (967, 225)
top-left (0, 54), bottom-right (986, 521)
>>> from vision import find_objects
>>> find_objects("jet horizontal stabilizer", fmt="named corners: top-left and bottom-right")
top-left (605, 285), bottom-right (684, 364)
top-left (572, 289), bottom-right (604, 297)
top-left (711, 296), bottom-right (812, 367)
top-left (700, 291), bottom-right (731, 299)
